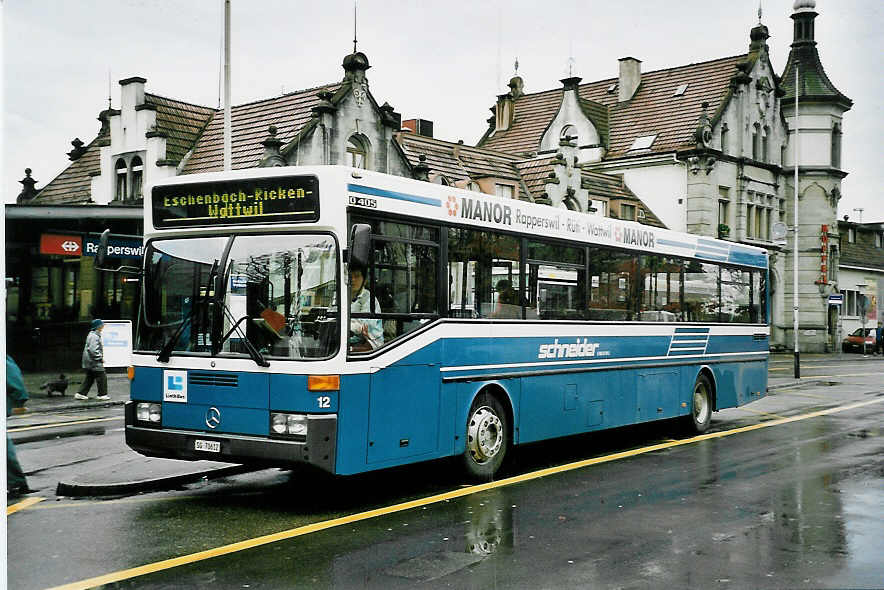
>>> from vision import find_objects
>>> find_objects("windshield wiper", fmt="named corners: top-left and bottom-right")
top-left (217, 306), bottom-right (270, 367)
top-left (157, 260), bottom-right (218, 363)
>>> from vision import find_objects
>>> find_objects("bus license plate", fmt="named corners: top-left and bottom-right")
top-left (194, 440), bottom-right (220, 453)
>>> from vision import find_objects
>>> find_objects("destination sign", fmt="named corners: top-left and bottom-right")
top-left (152, 175), bottom-right (319, 228)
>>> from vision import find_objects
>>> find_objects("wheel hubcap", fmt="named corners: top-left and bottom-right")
top-left (468, 406), bottom-right (503, 464)
top-left (693, 384), bottom-right (710, 424)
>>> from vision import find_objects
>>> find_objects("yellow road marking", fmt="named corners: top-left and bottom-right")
top-left (47, 396), bottom-right (884, 590)
top-left (8, 416), bottom-right (119, 433)
top-left (6, 496), bottom-right (45, 515)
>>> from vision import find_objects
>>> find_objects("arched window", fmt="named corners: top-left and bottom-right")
top-left (130, 156), bottom-right (143, 200)
top-left (831, 123), bottom-right (842, 168)
top-left (751, 124), bottom-right (760, 160)
top-left (115, 159), bottom-right (128, 201)
top-left (560, 124), bottom-right (577, 143)
top-left (347, 134), bottom-right (369, 169)
top-left (761, 126), bottom-right (770, 163)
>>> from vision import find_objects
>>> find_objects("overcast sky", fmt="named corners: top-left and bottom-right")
top-left (3, 0), bottom-right (881, 220)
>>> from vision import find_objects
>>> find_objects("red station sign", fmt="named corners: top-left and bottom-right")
top-left (40, 234), bottom-right (82, 256)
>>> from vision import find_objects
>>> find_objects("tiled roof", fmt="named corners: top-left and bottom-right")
top-left (395, 133), bottom-right (522, 182)
top-left (514, 157), bottom-right (557, 197)
top-left (780, 44), bottom-right (852, 107)
top-left (839, 222), bottom-right (884, 271)
top-left (145, 94), bottom-right (215, 164)
top-left (479, 55), bottom-right (745, 159)
top-left (181, 83), bottom-right (342, 174)
top-left (34, 139), bottom-right (102, 204)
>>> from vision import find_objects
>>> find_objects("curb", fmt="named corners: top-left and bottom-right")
top-left (13, 399), bottom-right (127, 415)
top-left (56, 464), bottom-right (256, 497)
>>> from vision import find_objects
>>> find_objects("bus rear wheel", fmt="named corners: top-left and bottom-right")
top-left (686, 373), bottom-right (713, 434)
top-left (462, 393), bottom-right (509, 481)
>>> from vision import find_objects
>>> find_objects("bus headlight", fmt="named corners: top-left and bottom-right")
top-left (136, 403), bottom-right (162, 424)
top-left (270, 412), bottom-right (308, 438)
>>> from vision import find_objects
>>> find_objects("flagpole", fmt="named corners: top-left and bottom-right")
top-left (793, 65), bottom-right (800, 378)
top-left (223, 0), bottom-right (232, 171)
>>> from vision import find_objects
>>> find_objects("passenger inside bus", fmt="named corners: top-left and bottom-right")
top-left (349, 265), bottom-right (383, 352)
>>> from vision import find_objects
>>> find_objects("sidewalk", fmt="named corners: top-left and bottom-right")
top-left (11, 369), bottom-right (130, 414)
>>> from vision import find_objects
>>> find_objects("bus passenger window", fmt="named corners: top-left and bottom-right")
top-left (683, 261), bottom-right (720, 322)
top-left (587, 247), bottom-right (637, 321)
top-left (638, 255), bottom-right (683, 321)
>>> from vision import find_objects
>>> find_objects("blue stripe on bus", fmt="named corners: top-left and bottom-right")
top-left (674, 327), bottom-right (709, 333)
top-left (695, 252), bottom-right (729, 262)
top-left (728, 249), bottom-right (767, 267)
top-left (656, 238), bottom-right (695, 250)
top-left (348, 184), bottom-right (442, 207)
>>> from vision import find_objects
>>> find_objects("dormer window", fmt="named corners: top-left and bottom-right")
top-left (130, 156), bottom-right (143, 200)
top-left (115, 159), bottom-right (127, 201)
top-left (347, 134), bottom-right (369, 169)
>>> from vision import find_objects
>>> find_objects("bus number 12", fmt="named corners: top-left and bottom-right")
top-left (316, 396), bottom-right (331, 409)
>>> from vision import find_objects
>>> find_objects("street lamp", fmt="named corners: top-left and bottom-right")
top-left (856, 283), bottom-right (868, 357)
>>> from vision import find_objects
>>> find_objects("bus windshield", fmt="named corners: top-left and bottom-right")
top-left (137, 233), bottom-right (339, 360)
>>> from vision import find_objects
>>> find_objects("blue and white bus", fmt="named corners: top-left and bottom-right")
top-left (121, 166), bottom-right (769, 480)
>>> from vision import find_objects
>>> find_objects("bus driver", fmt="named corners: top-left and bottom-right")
top-left (349, 265), bottom-right (383, 352)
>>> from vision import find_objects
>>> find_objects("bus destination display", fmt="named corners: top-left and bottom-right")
top-left (152, 175), bottom-right (319, 228)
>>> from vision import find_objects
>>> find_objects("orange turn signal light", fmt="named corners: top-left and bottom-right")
top-left (127, 366), bottom-right (135, 381)
top-left (307, 375), bottom-right (340, 391)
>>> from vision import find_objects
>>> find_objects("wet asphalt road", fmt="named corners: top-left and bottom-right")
top-left (6, 357), bottom-right (884, 589)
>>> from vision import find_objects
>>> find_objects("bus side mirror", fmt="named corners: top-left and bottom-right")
top-left (94, 228), bottom-right (142, 276)
top-left (349, 224), bottom-right (371, 269)
top-left (95, 229), bottom-right (111, 270)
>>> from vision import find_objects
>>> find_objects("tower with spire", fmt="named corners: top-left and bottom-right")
top-left (780, 0), bottom-right (852, 352)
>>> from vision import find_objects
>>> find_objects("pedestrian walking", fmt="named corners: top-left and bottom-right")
top-left (7, 355), bottom-right (32, 497)
top-left (876, 321), bottom-right (884, 355)
top-left (75, 319), bottom-right (110, 401)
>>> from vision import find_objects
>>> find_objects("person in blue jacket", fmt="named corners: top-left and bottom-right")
top-left (7, 355), bottom-right (32, 497)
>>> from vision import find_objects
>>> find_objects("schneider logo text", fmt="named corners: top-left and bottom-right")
top-left (538, 338), bottom-right (601, 359)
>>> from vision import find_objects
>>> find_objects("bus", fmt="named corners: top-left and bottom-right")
top-left (115, 165), bottom-right (769, 481)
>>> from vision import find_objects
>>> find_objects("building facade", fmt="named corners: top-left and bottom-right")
top-left (476, 1), bottom-right (851, 352)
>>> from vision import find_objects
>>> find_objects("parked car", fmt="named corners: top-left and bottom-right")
top-left (841, 327), bottom-right (875, 353)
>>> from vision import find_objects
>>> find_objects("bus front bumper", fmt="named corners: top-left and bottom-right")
top-left (124, 404), bottom-right (337, 474)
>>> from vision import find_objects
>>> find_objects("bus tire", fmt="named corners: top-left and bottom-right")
top-left (686, 373), bottom-right (713, 434)
top-left (462, 393), bottom-right (509, 481)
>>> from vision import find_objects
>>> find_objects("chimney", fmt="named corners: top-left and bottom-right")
top-left (119, 76), bottom-right (147, 108)
top-left (401, 119), bottom-right (433, 138)
top-left (618, 57), bottom-right (642, 102)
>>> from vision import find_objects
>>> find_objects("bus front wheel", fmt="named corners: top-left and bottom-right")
top-left (462, 393), bottom-right (509, 481)
top-left (686, 373), bottom-right (713, 434)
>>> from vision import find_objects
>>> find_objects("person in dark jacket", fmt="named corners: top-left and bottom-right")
top-left (876, 321), bottom-right (884, 355)
top-left (75, 319), bottom-right (109, 401)
top-left (7, 355), bottom-right (32, 497)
